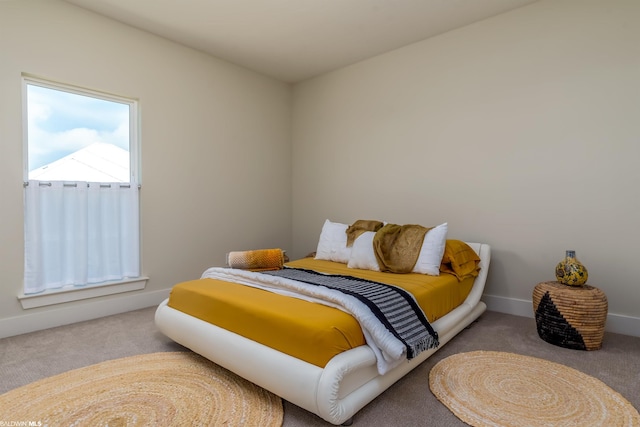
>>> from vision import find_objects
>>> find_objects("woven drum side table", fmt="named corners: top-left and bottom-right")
top-left (532, 281), bottom-right (608, 350)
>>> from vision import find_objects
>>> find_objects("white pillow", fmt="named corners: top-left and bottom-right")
top-left (347, 231), bottom-right (380, 271)
top-left (315, 219), bottom-right (352, 263)
top-left (413, 223), bottom-right (448, 276)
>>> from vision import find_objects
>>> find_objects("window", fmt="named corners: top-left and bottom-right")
top-left (24, 78), bottom-right (137, 182)
top-left (21, 76), bottom-right (143, 302)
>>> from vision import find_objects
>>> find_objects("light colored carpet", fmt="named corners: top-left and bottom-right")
top-left (430, 350), bottom-right (640, 427)
top-left (0, 351), bottom-right (283, 427)
top-left (1, 308), bottom-right (638, 426)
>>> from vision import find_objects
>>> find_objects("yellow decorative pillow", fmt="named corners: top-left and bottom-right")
top-left (226, 248), bottom-right (284, 271)
top-left (440, 240), bottom-right (481, 281)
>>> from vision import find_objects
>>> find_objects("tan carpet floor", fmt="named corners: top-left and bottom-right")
top-left (1, 308), bottom-right (638, 426)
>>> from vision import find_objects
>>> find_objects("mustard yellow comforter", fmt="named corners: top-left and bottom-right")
top-left (168, 258), bottom-right (474, 368)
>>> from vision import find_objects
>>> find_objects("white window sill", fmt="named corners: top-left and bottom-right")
top-left (17, 277), bottom-right (149, 309)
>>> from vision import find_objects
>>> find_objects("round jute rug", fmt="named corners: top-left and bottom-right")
top-left (429, 351), bottom-right (640, 427)
top-left (0, 352), bottom-right (283, 427)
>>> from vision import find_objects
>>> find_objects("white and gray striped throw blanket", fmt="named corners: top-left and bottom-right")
top-left (200, 266), bottom-right (439, 374)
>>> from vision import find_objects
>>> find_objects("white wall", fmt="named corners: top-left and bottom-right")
top-left (2, 0), bottom-right (638, 339)
top-left (291, 0), bottom-right (640, 335)
top-left (0, 0), bottom-right (292, 337)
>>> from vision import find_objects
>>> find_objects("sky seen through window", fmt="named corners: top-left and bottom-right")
top-left (27, 84), bottom-right (130, 174)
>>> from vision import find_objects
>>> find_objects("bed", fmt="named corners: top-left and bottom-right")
top-left (155, 221), bottom-right (490, 425)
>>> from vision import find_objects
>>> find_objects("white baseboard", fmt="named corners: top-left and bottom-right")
top-left (0, 288), bottom-right (171, 339)
top-left (482, 293), bottom-right (640, 338)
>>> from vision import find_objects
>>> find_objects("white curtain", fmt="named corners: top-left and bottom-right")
top-left (24, 181), bottom-right (140, 294)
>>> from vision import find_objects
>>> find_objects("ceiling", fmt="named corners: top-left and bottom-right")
top-left (63, 0), bottom-right (539, 83)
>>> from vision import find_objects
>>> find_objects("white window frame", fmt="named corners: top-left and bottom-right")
top-left (19, 75), bottom-right (146, 308)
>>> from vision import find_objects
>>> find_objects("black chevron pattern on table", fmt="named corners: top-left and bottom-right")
top-left (535, 291), bottom-right (586, 350)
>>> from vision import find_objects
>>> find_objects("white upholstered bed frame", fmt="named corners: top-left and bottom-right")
top-left (155, 242), bottom-right (490, 425)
